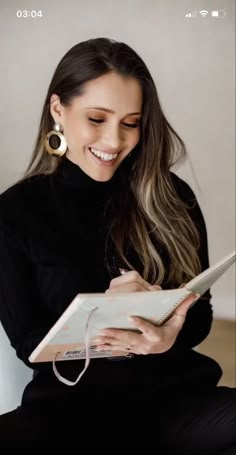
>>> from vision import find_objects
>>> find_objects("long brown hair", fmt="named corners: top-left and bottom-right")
top-left (24, 37), bottom-right (201, 286)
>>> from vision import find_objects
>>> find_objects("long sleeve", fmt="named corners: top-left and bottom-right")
top-left (0, 162), bottom-right (117, 377)
top-left (0, 221), bottom-right (53, 370)
top-left (170, 175), bottom-right (213, 349)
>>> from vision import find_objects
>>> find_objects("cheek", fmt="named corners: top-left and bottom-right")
top-left (82, 127), bottom-right (98, 144)
top-left (64, 121), bottom-right (97, 147)
top-left (128, 129), bottom-right (140, 147)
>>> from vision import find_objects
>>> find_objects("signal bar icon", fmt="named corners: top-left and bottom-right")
top-left (186, 10), bottom-right (197, 18)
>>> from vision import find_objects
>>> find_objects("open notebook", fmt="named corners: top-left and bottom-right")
top-left (29, 250), bottom-right (235, 372)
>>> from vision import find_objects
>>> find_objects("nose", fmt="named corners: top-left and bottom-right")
top-left (103, 124), bottom-right (123, 151)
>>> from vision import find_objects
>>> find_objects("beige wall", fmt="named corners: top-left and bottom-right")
top-left (0, 0), bottom-right (235, 322)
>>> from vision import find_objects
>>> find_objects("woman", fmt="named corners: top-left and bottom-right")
top-left (0, 37), bottom-right (235, 451)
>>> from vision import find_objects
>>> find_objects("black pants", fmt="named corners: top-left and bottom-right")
top-left (0, 386), bottom-right (235, 453)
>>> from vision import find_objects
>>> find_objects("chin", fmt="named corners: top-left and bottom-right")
top-left (91, 169), bottom-right (116, 182)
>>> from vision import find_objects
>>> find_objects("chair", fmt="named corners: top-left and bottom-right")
top-left (0, 324), bottom-right (32, 414)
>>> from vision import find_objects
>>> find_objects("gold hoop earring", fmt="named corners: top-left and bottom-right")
top-left (45, 123), bottom-right (67, 157)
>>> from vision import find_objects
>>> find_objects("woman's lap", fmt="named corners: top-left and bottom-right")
top-left (0, 385), bottom-right (235, 451)
top-left (159, 386), bottom-right (236, 454)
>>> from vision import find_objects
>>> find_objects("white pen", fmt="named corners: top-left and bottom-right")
top-left (118, 268), bottom-right (129, 275)
top-left (119, 267), bottom-right (161, 291)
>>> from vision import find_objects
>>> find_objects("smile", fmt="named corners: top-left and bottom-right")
top-left (89, 147), bottom-right (118, 161)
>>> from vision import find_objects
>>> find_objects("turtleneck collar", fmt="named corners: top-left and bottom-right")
top-left (55, 155), bottom-right (120, 199)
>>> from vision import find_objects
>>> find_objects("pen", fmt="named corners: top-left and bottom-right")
top-left (118, 268), bottom-right (129, 275)
top-left (119, 268), bottom-right (161, 291)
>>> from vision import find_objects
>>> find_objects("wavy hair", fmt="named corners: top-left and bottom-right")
top-left (24, 37), bottom-right (201, 286)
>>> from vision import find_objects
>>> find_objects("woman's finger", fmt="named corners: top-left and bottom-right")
top-left (175, 293), bottom-right (200, 316)
top-left (105, 282), bottom-right (150, 293)
top-left (127, 316), bottom-right (158, 338)
top-left (92, 335), bottom-right (116, 345)
top-left (165, 294), bottom-right (199, 330)
top-left (97, 327), bottom-right (140, 345)
top-left (95, 344), bottom-right (139, 354)
top-left (151, 285), bottom-right (162, 291)
top-left (108, 270), bottom-right (155, 292)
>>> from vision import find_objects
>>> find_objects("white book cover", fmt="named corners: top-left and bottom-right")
top-left (29, 250), bottom-right (235, 363)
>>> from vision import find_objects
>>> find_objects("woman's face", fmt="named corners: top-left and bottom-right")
top-left (50, 72), bottom-right (142, 181)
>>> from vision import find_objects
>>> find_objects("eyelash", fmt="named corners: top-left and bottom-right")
top-left (88, 117), bottom-right (140, 129)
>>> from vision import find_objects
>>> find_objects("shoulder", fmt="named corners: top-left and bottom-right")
top-left (170, 172), bottom-right (197, 203)
top-left (0, 174), bottom-right (50, 208)
top-left (170, 172), bottom-right (207, 231)
top-left (1, 174), bottom-right (40, 196)
top-left (0, 174), bottom-right (52, 231)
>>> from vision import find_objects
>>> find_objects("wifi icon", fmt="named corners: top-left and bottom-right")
top-left (199, 10), bottom-right (208, 17)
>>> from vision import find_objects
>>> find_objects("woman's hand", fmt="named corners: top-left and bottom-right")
top-left (105, 270), bottom-right (161, 293)
top-left (94, 271), bottom-right (199, 354)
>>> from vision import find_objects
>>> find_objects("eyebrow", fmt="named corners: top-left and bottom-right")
top-left (86, 107), bottom-right (141, 116)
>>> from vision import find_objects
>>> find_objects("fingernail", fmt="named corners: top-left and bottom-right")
top-left (189, 294), bottom-right (200, 309)
top-left (148, 286), bottom-right (156, 291)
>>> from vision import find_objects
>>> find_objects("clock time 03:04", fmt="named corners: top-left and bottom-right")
top-left (16, 10), bottom-right (43, 18)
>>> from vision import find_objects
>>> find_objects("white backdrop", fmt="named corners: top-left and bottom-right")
top-left (0, 0), bottom-right (235, 413)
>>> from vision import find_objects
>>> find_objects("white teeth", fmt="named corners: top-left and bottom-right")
top-left (90, 147), bottom-right (118, 161)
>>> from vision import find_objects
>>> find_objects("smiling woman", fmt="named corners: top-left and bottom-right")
top-left (0, 37), bottom-right (235, 449)
top-left (23, 38), bottom-right (202, 287)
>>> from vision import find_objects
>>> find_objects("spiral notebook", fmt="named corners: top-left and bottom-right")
top-left (29, 250), bottom-right (235, 364)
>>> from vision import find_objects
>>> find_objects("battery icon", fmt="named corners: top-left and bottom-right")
top-left (211, 10), bottom-right (226, 18)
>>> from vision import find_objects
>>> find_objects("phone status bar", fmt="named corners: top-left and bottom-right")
top-left (185, 10), bottom-right (227, 18)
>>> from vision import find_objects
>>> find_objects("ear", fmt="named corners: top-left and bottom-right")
top-left (49, 94), bottom-right (64, 126)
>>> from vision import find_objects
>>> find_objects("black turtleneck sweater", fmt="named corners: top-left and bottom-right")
top-left (0, 157), bottom-right (221, 407)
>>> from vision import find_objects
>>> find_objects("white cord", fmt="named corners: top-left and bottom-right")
top-left (52, 306), bottom-right (98, 386)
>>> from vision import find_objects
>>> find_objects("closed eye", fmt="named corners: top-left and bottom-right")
top-left (89, 118), bottom-right (104, 124)
top-left (88, 118), bottom-right (140, 128)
